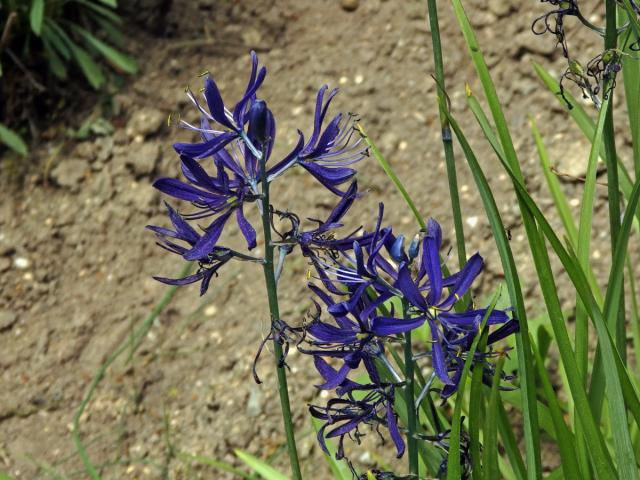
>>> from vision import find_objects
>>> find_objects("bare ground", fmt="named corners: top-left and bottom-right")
top-left (0, 0), bottom-right (629, 478)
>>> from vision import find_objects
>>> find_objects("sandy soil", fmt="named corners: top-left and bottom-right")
top-left (0, 0), bottom-right (629, 478)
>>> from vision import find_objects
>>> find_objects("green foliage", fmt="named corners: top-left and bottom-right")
top-left (0, 0), bottom-right (137, 89)
top-left (234, 450), bottom-right (288, 480)
top-left (0, 123), bottom-right (27, 155)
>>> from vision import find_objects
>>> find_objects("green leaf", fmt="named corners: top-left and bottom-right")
top-left (530, 337), bottom-right (583, 478)
top-left (68, 42), bottom-right (105, 89)
top-left (483, 356), bottom-right (505, 480)
top-left (530, 117), bottom-right (578, 247)
top-left (311, 417), bottom-right (351, 480)
top-left (30, 0), bottom-right (45, 35)
top-left (448, 3), bottom-right (542, 475)
top-left (234, 450), bottom-right (288, 480)
top-left (496, 398), bottom-right (526, 480)
top-left (42, 37), bottom-right (68, 80)
top-left (447, 293), bottom-right (499, 480)
top-left (0, 124), bottom-right (27, 156)
top-left (96, 0), bottom-right (117, 6)
top-left (73, 0), bottom-right (123, 25)
top-left (176, 452), bottom-right (251, 479)
top-left (357, 124), bottom-right (425, 229)
top-left (492, 119), bottom-right (640, 478)
top-left (72, 25), bottom-right (137, 74)
top-left (43, 20), bottom-right (71, 60)
top-left (442, 103), bottom-right (617, 479)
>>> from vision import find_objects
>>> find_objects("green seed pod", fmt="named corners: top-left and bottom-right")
top-left (569, 59), bottom-right (584, 76)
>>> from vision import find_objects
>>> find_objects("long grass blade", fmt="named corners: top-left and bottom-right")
top-left (234, 450), bottom-right (288, 480)
top-left (447, 295), bottom-right (499, 480)
top-left (482, 356), bottom-right (505, 480)
top-left (472, 100), bottom-right (640, 476)
top-left (448, 3), bottom-right (542, 475)
top-left (443, 104), bottom-right (617, 478)
top-left (357, 124), bottom-right (425, 230)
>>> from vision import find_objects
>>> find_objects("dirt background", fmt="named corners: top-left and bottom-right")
top-left (0, 0), bottom-right (630, 478)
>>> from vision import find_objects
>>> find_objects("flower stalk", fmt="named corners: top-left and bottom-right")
top-left (259, 145), bottom-right (303, 480)
top-left (402, 299), bottom-right (418, 476)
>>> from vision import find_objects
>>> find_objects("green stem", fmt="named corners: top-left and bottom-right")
top-left (605, 0), bottom-right (626, 362)
top-left (426, 0), bottom-right (467, 274)
top-left (259, 148), bottom-right (303, 480)
top-left (403, 300), bottom-right (418, 476)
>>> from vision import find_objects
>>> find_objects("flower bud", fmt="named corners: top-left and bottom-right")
top-left (390, 234), bottom-right (406, 262)
top-left (247, 99), bottom-right (269, 146)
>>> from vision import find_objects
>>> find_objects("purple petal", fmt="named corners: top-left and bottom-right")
top-left (326, 416), bottom-right (363, 439)
top-left (267, 132), bottom-right (304, 180)
top-left (439, 308), bottom-right (509, 327)
top-left (203, 76), bottom-right (235, 129)
top-left (370, 315), bottom-right (426, 336)
top-left (173, 131), bottom-right (236, 159)
top-left (325, 181), bottom-right (359, 225)
top-left (180, 155), bottom-right (215, 188)
top-left (165, 202), bottom-right (200, 244)
top-left (153, 270), bottom-right (207, 286)
top-left (488, 319), bottom-right (519, 344)
top-left (308, 322), bottom-right (358, 344)
top-left (429, 320), bottom-right (454, 385)
top-left (327, 283), bottom-right (368, 316)
top-left (439, 253), bottom-right (484, 309)
top-left (423, 218), bottom-right (443, 305)
top-left (300, 162), bottom-right (356, 196)
top-left (236, 205), bottom-right (257, 250)
top-left (183, 210), bottom-right (232, 260)
top-left (233, 66), bottom-right (267, 126)
top-left (315, 362), bottom-right (352, 390)
top-left (386, 402), bottom-right (406, 458)
top-left (153, 178), bottom-right (224, 203)
top-left (394, 264), bottom-right (427, 311)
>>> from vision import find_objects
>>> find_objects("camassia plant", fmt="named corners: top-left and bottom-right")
top-left (148, 50), bottom-right (516, 479)
top-left (146, 1), bottom-right (640, 479)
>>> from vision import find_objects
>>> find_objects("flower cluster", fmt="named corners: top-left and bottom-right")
top-left (532, 0), bottom-right (631, 108)
top-left (303, 211), bottom-right (517, 464)
top-left (148, 52), bottom-right (518, 478)
top-left (148, 51), bottom-right (367, 293)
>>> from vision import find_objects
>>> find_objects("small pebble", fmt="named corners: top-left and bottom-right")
top-left (466, 216), bottom-right (479, 228)
top-left (14, 257), bottom-right (30, 269)
top-left (341, 0), bottom-right (359, 12)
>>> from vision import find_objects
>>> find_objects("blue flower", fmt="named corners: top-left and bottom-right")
top-left (173, 51), bottom-right (267, 159)
top-left (309, 361), bottom-right (405, 460)
top-left (393, 218), bottom-right (516, 391)
top-left (146, 202), bottom-right (235, 295)
top-left (269, 85), bottom-right (368, 195)
top-left (153, 154), bottom-right (258, 258)
top-left (301, 282), bottom-right (424, 390)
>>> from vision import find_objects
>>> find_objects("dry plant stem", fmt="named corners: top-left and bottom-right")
top-left (259, 147), bottom-right (303, 480)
